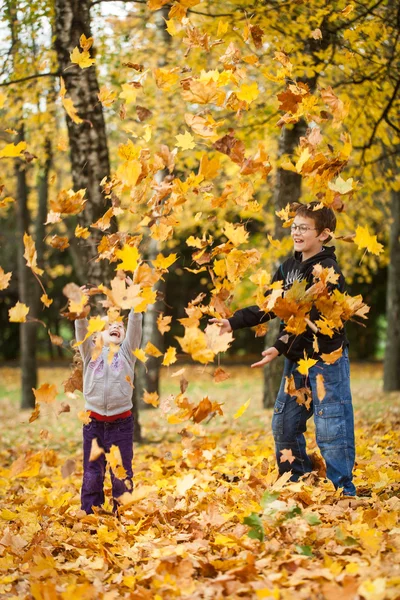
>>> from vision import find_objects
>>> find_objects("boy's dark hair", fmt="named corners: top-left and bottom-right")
top-left (294, 202), bottom-right (336, 241)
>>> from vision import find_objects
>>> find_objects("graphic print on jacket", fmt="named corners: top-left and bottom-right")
top-left (228, 246), bottom-right (349, 362)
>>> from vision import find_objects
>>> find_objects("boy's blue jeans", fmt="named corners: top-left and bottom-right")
top-left (272, 348), bottom-right (356, 496)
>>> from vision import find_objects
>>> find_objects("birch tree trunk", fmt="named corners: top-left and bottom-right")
top-left (383, 188), bottom-right (400, 390)
top-left (54, 0), bottom-right (114, 286)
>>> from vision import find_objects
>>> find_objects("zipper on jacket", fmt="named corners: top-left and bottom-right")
top-left (104, 349), bottom-right (109, 416)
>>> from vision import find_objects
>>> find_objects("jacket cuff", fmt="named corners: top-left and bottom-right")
top-left (273, 339), bottom-right (287, 356)
top-left (228, 315), bottom-right (242, 331)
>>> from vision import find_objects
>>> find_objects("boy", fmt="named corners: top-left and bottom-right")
top-left (75, 290), bottom-right (143, 514)
top-left (211, 202), bottom-right (357, 497)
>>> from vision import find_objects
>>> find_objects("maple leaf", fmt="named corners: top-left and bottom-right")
top-left (157, 313), bottom-right (172, 334)
top-left (280, 448), bottom-right (296, 464)
top-left (144, 341), bottom-right (163, 358)
top-left (213, 367), bottom-right (230, 383)
top-left (354, 225), bottom-right (384, 255)
top-left (106, 445), bottom-right (127, 480)
top-left (33, 383), bottom-right (57, 404)
top-left (77, 411), bottom-right (91, 425)
top-left (98, 85), bottom-right (117, 107)
top-left (115, 245), bottom-right (140, 272)
top-left (0, 141), bottom-right (27, 158)
top-left (70, 46), bottom-right (95, 68)
top-left (328, 175), bottom-right (354, 195)
top-left (236, 82), bottom-right (259, 104)
top-left (75, 224), bottom-right (90, 239)
top-left (41, 294), bottom-right (53, 308)
top-left (0, 267), bottom-right (12, 290)
top-left (204, 323), bottom-right (234, 354)
top-left (198, 154), bottom-right (220, 180)
top-left (233, 399), bottom-right (251, 419)
top-left (89, 438), bottom-right (105, 462)
top-left (49, 235), bottom-right (69, 251)
top-left (23, 233), bottom-right (44, 276)
top-left (143, 391), bottom-right (159, 407)
top-left (222, 222), bottom-right (249, 246)
top-left (79, 33), bottom-right (93, 51)
top-left (151, 253), bottom-right (177, 270)
top-left (29, 403), bottom-right (40, 423)
top-left (133, 348), bottom-right (147, 363)
top-left (321, 346), bottom-right (343, 364)
top-left (9, 301), bottom-right (29, 323)
top-left (59, 77), bottom-right (83, 124)
top-left (297, 353), bottom-right (318, 376)
top-left (175, 130), bottom-right (196, 150)
top-left (75, 316), bottom-right (105, 345)
top-left (163, 346), bottom-right (177, 366)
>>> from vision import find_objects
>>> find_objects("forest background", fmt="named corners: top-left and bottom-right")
top-left (0, 0), bottom-right (399, 598)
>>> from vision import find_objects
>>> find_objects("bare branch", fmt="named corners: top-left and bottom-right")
top-left (0, 71), bottom-right (60, 87)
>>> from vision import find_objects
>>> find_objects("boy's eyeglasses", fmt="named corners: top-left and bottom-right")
top-left (291, 224), bottom-right (317, 234)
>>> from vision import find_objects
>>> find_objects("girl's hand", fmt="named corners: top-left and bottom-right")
top-left (209, 318), bottom-right (232, 335)
top-left (251, 347), bottom-right (279, 368)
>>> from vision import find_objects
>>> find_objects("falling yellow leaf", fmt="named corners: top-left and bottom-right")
top-left (23, 233), bottom-right (44, 276)
top-left (236, 82), bottom-right (259, 104)
top-left (41, 294), bottom-right (53, 308)
top-left (119, 83), bottom-right (139, 104)
top-left (354, 225), bottom-right (384, 255)
top-left (316, 373), bottom-right (326, 401)
top-left (233, 398), bottom-right (251, 419)
top-left (115, 245), bottom-right (140, 272)
top-left (33, 383), bottom-right (57, 405)
top-left (75, 224), bottom-right (90, 239)
top-left (70, 46), bottom-right (95, 69)
top-left (297, 353), bottom-right (318, 376)
top-left (9, 301), bottom-right (29, 323)
top-left (175, 130), bottom-right (196, 150)
top-left (144, 341), bottom-right (163, 358)
top-left (157, 313), bottom-right (172, 334)
top-left (133, 348), bottom-right (147, 363)
top-left (222, 222), bottom-right (249, 246)
top-left (151, 253), bottom-right (177, 270)
top-left (77, 410), bottom-right (91, 425)
top-left (75, 316), bottom-right (105, 345)
top-left (106, 445), bottom-right (127, 479)
top-left (143, 390), bottom-right (159, 407)
top-left (0, 141), bottom-right (27, 158)
top-left (321, 346), bottom-right (343, 364)
top-left (89, 438), bottom-right (105, 462)
top-left (163, 346), bottom-right (177, 366)
top-left (0, 267), bottom-right (12, 290)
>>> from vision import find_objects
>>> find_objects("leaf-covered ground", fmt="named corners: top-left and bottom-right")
top-left (0, 363), bottom-right (399, 599)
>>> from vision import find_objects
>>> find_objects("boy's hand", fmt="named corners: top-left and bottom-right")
top-left (209, 318), bottom-right (232, 335)
top-left (251, 347), bottom-right (279, 368)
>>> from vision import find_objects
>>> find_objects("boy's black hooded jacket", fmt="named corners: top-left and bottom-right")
top-left (228, 246), bottom-right (348, 363)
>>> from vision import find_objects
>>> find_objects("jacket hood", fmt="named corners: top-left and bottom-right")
top-left (294, 245), bottom-right (338, 269)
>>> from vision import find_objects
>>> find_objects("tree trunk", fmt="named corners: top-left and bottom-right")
top-left (262, 120), bottom-right (307, 408)
top-left (383, 188), bottom-right (400, 390)
top-left (135, 9), bottom-right (170, 411)
top-left (54, 0), bottom-right (114, 286)
top-left (15, 129), bottom-right (39, 410)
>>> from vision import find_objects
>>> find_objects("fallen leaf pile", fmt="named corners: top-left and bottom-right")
top-left (0, 365), bottom-right (399, 599)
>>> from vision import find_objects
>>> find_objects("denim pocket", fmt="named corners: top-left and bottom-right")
top-left (315, 402), bottom-right (344, 443)
top-left (117, 417), bottom-right (134, 434)
top-left (272, 401), bottom-right (285, 436)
